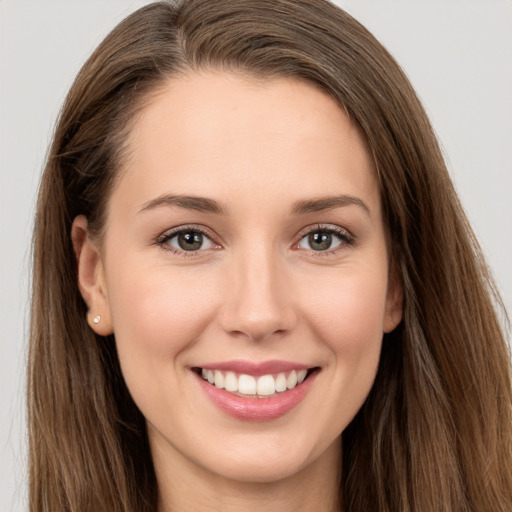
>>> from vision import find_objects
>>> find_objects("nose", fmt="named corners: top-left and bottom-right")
top-left (218, 246), bottom-right (298, 342)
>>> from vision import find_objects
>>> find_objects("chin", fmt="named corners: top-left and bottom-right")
top-left (202, 451), bottom-right (313, 484)
top-left (187, 429), bottom-right (341, 486)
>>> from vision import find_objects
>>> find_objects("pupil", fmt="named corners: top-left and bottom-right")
top-left (309, 232), bottom-right (332, 251)
top-left (178, 232), bottom-right (203, 251)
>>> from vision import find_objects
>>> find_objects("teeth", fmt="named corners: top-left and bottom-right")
top-left (275, 373), bottom-right (287, 392)
top-left (224, 371), bottom-right (238, 392)
top-left (214, 370), bottom-right (224, 389)
top-left (200, 368), bottom-right (310, 396)
top-left (257, 375), bottom-right (275, 396)
top-left (238, 374), bottom-right (257, 394)
top-left (286, 370), bottom-right (298, 389)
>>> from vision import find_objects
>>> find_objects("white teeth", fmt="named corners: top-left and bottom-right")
top-left (275, 373), bottom-right (287, 392)
top-left (214, 370), bottom-right (224, 389)
top-left (200, 368), bottom-right (310, 396)
top-left (297, 369), bottom-right (307, 384)
top-left (224, 371), bottom-right (238, 392)
top-left (238, 374), bottom-right (257, 394)
top-left (286, 370), bottom-right (298, 389)
top-left (257, 375), bottom-right (275, 396)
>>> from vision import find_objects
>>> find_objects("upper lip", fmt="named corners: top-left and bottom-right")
top-left (194, 359), bottom-right (314, 376)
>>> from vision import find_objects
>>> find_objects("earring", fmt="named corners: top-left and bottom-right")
top-left (93, 315), bottom-right (101, 324)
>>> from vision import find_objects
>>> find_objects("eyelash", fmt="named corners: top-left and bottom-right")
top-left (295, 224), bottom-right (356, 256)
top-left (155, 225), bottom-right (218, 257)
top-left (155, 224), bottom-right (355, 257)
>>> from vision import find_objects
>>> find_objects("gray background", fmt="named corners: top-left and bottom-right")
top-left (1, 1), bottom-right (511, 510)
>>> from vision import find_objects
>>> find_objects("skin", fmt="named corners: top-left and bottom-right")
top-left (73, 71), bottom-right (402, 512)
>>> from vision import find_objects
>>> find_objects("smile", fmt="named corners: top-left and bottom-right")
top-left (193, 361), bottom-right (319, 420)
top-left (199, 368), bottom-right (309, 397)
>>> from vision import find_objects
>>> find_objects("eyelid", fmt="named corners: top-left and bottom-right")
top-left (154, 223), bottom-right (355, 257)
top-left (293, 223), bottom-right (356, 253)
top-left (155, 224), bottom-right (221, 255)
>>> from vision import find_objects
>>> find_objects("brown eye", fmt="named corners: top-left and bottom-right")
top-left (298, 228), bottom-right (348, 252)
top-left (165, 230), bottom-right (214, 252)
top-left (179, 232), bottom-right (204, 251)
top-left (308, 232), bottom-right (333, 251)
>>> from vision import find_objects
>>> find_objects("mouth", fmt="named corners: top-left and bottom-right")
top-left (192, 363), bottom-right (320, 420)
top-left (194, 367), bottom-right (313, 398)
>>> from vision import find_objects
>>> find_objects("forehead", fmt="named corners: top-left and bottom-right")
top-left (113, 71), bottom-right (379, 216)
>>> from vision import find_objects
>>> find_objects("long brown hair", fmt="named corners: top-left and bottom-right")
top-left (29, 1), bottom-right (512, 510)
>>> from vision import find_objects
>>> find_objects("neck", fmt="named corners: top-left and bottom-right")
top-left (153, 436), bottom-right (342, 512)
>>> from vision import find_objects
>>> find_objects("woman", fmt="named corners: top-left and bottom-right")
top-left (28, 0), bottom-right (512, 511)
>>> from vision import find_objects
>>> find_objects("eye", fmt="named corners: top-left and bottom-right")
top-left (160, 228), bottom-right (215, 253)
top-left (297, 226), bottom-right (353, 252)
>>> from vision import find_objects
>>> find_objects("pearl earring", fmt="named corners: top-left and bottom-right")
top-left (93, 315), bottom-right (101, 324)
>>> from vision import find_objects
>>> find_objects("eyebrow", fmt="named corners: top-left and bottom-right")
top-left (139, 194), bottom-right (226, 215)
top-left (138, 193), bottom-right (370, 217)
top-left (291, 195), bottom-right (371, 216)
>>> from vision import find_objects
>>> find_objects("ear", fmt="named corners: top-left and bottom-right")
top-left (383, 263), bottom-right (403, 333)
top-left (71, 215), bottom-right (113, 336)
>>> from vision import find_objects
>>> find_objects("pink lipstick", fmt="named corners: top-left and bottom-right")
top-left (193, 360), bottom-right (318, 421)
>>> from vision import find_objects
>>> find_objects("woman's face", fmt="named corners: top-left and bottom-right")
top-left (76, 71), bottom-right (402, 485)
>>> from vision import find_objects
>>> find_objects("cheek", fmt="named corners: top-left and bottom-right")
top-left (303, 264), bottom-right (389, 349)
top-left (104, 260), bottom-right (224, 425)
top-left (106, 258), bottom-right (220, 368)
top-left (300, 264), bottom-right (387, 414)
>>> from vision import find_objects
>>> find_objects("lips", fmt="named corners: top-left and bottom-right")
top-left (193, 360), bottom-right (318, 420)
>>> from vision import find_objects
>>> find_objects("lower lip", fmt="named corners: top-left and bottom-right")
top-left (195, 370), bottom-right (317, 421)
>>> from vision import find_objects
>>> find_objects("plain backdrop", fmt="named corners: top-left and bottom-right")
top-left (1, 1), bottom-right (511, 511)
